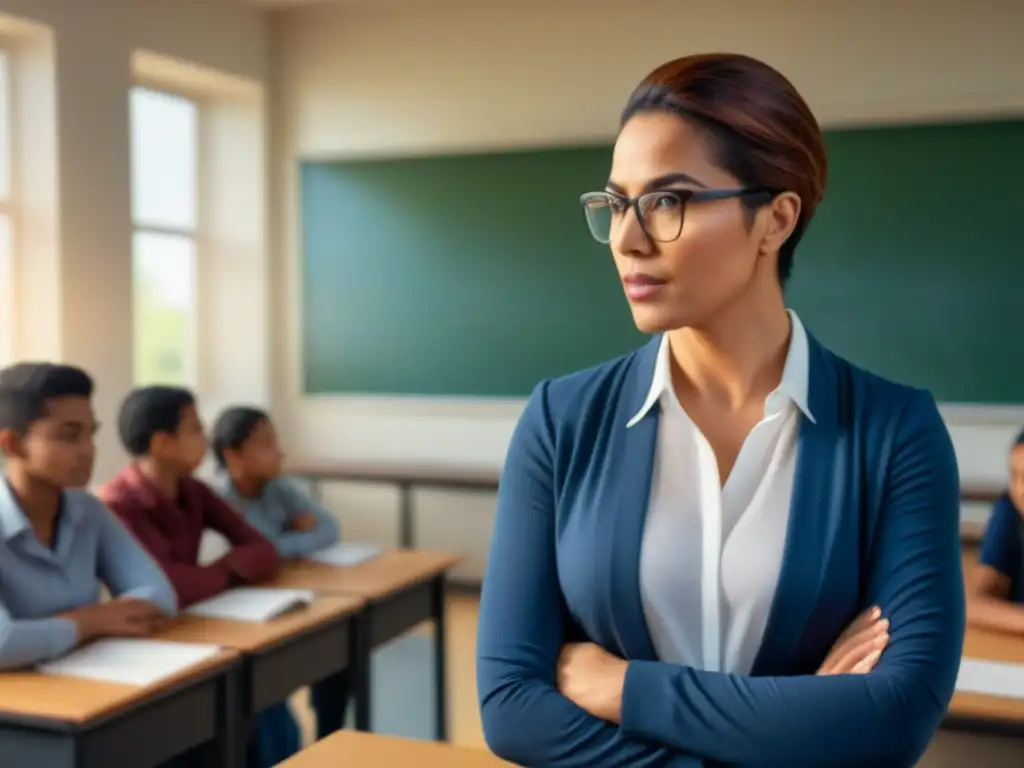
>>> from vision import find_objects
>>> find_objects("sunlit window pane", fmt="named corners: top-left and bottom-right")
top-left (130, 88), bottom-right (197, 230)
top-left (132, 231), bottom-right (196, 385)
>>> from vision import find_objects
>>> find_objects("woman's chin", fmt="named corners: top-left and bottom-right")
top-left (629, 304), bottom-right (685, 335)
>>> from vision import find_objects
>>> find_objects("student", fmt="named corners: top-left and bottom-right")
top-left (210, 406), bottom-right (339, 558)
top-left (967, 429), bottom-right (1024, 632)
top-left (98, 385), bottom-right (297, 768)
top-left (211, 405), bottom-right (349, 738)
top-left (0, 363), bottom-right (177, 670)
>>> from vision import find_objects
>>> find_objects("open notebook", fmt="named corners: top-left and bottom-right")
top-left (38, 638), bottom-right (222, 687)
top-left (956, 658), bottom-right (1024, 700)
top-left (308, 541), bottom-right (383, 567)
top-left (186, 587), bottom-right (316, 622)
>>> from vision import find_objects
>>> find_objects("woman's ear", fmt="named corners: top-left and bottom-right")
top-left (759, 191), bottom-right (802, 255)
top-left (0, 428), bottom-right (25, 460)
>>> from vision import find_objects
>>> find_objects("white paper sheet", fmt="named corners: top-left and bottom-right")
top-left (38, 638), bottom-right (222, 687)
top-left (186, 587), bottom-right (316, 622)
top-left (308, 542), bottom-right (383, 567)
top-left (956, 657), bottom-right (1024, 700)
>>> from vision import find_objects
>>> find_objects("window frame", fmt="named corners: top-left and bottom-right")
top-left (0, 46), bottom-right (16, 367)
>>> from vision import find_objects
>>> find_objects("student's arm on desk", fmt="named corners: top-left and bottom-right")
top-left (107, 498), bottom-right (233, 609)
top-left (477, 385), bottom-right (700, 768)
top-left (268, 478), bottom-right (340, 558)
top-left (94, 499), bottom-right (178, 616)
top-left (616, 391), bottom-right (965, 767)
top-left (967, 496), bottom-right (1024, 633)
top-left (0, 598), bottom-right (79, 670)
top-left (198, 483), bottom-right (280, 584)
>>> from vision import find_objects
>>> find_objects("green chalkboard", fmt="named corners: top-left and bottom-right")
top-left (300, 120), bottom-right (1024, 402)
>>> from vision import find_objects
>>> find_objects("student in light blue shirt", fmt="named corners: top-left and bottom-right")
top-left (211, 405), bottom-right (349, 740)
top-left (211, 407), bottom-right (339, 557)
top-left (0, 362), bottom-right (177, 670)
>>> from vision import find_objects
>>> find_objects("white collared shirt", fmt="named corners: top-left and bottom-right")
top-left (634, 310), bottom-right (813, 674)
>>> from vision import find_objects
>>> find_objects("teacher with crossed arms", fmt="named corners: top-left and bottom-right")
top-left (476, 53), bottom-right (964, 767)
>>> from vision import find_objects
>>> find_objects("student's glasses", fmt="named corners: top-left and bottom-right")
top-left (580, 187), bottom-right (774, 244)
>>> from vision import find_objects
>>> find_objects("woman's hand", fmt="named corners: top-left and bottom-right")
top-left (817, 606), bottom-right (890, 675)
top-left (557, 642), bottom-right (629, 723)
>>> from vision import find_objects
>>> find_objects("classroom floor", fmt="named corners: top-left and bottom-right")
top-left (290, 593), bottom-right (485, 749)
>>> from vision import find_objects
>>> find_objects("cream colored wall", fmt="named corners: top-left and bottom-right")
top-left (0, 0), bottom-right (269, 484)
top-left (271, 0), bottom-right (1024, 581)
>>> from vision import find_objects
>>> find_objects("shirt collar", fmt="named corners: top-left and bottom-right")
top-left (0, 477), bottom-right (81, 541)
top-left (626, 309), bottom-right (815, 428)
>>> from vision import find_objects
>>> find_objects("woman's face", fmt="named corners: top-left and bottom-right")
top-left (1009, 445), bottom-right (1024, 514)
top-left (607, 111), bottom-right (792, 333)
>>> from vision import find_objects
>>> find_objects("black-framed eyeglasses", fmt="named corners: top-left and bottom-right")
top-left (579, 187), bottom-right (774, 244)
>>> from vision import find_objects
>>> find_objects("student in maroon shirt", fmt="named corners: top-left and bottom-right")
top-left (100, 386), bottom-right (279, 603)
top-left (100, 385), bottom-right (297, 768)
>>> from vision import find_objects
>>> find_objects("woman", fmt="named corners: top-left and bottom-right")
top-left (476, 53), bottom-right (964, 767)
top-left (967, 429), bottom-right (1024, 632)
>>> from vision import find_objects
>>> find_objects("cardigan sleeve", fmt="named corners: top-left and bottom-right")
top-left (618, 389), bottom-right (965, 767)
top-left (477, 383), bottom-right (700, 768)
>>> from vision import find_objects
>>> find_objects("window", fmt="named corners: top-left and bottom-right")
top-left (129, 87), bottom-right (198, 386)
top-left (0, 51), bottom-right (13, 366)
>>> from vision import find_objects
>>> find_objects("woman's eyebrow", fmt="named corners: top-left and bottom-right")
top-left (605, 172), bottom-right (708, 194)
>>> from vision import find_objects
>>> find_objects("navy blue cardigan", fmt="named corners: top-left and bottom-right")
top-left (477, 332), bottom-right (965, 767)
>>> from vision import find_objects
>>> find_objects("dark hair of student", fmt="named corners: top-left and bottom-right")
top-left (117, 385), bottom-right (195, 457)
top-left (0, 362), bottom-right (94, 433)
top-left (1015, 427), bottom-right (1024, 448)
top-left (621, 52), bottom-right (828, 285)
top-left (211, 406), bottom-right (269, 468)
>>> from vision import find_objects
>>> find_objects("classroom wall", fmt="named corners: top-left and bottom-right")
top-left (0, 0), bottom-right (269, 483)
top-left (271, 0), bottom-right (1024, 581)
top-left (270, 0), bottom-right (1024, 581)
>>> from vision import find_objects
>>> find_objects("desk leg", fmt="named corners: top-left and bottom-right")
top-left (190, 665), bottom-right (245, 768)
top-left (431, 575), bottom-right (449, 742)
top-left (352, 611), bottom-right (373, 732)
top-left (398, 482), bottom-right (414, 549)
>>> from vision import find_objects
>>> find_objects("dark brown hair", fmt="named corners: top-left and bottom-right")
top-left (621, 53), bottom-right (827, 284)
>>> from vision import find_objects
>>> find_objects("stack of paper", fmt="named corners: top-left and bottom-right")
top-left (308, 541), bottom-right (383, 567)
top-left (956, 658), bottom-right (1024, 700)
top-left (186, 587), bottom-right (316, 622)
top-left (39, 638), bottom-right (222, 687)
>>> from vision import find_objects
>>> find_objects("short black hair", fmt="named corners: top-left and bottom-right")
top-left (0, 362), bottom-right (94, 433)
top-left (211, 406), bottom-right (269, 468)
top-left (1015, 427), bottom-right (1024, 448)
top-left (117, 385), bottom-right (195, 457)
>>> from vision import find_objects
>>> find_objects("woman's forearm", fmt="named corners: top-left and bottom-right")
top-left (967, 594), bottom-right (1024, 634)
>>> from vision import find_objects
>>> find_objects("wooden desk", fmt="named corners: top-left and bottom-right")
top-left (158, 596), bottom-right (363, 765)
top-left (289, 461), bottom-right (500, 549)
top-left (948, 626), bottom-right (1024, 734)
top-left (0, 647), bottom-right (240, 767)
top-left (272, 549), bottom-right (461, 739)
top-left (280, 731), bottom-right (511, 766)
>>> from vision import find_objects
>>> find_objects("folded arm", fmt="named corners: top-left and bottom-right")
top-left (94, 500), bottom-right (178, 616)
top-left (271, 478), bottom-right (341, 558)
top-left (109, 501), bottom-right (234, 609)
top-left (617, 390), bottom-right (965, 766)
top-left (199, 484), bottom-right (280, 584)
top-left (477, 383), bottom-right (700, 768)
